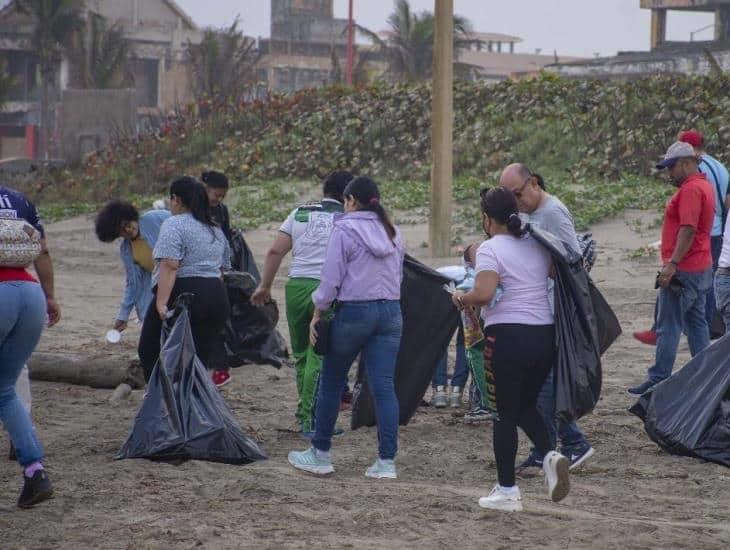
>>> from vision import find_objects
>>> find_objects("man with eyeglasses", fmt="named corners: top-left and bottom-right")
top-left (499, 163), bottom-right (595, 473)
top-left (628, 142), bottom-right (714, 395)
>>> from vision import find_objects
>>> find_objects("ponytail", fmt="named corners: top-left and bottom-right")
top-left (480, 187), bottom-right (525, 238)
top-left (344, 176), bottom-right (396, 240)
top-left (169, 176), bottom-right (216, 229)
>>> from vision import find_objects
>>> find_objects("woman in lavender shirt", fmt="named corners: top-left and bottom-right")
top-left (288, 176), bottom-right (405, 479)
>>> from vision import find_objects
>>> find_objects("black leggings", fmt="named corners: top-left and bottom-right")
top-left (138, 277), bottom-right (231, 382)
top-left (485, 323), bottom-right (555, 487)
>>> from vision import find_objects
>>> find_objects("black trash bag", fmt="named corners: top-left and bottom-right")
top-left (230, 229), bottom-right (261, 284)
top-left (629, 333), bottom-right (730, 467)
top-left (529, 226), bottom-right (605, 423)
top-left (223, 272), bottom-right (289, 369)
top-left (351, 255), bottom-right (460, 429)
top-left (117, 294), bottom-right (267, 464)
top-left (710, 311), bottom-right (725, 340)
top-left (589, 278), bottom-right (622, 355)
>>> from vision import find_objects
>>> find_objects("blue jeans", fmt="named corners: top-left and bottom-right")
top-left (648, 268), bottom-right (712, 383)
top-left (529, 369), bottom-right (587, 459)
top-left (312, 300), bottom-right (402, 460)
top-left (714, 271), bottom-right (730, 333)
top-left (432, 323), bottom-right (468, 388)
top-left (0, 281), bottom-right (47, 466)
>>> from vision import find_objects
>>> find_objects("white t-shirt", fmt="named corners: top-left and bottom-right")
top-left (719, 216), bottom-right (730, 268)
top-left (279, 199), bottom-right (342, 279)
top-left (476, 234), bottom-right (553, 326)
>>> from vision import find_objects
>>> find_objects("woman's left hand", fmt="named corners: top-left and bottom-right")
top-left (451, 291), bottom-right (466, 311)
top-left (309, 309), bottom-right (322, 346)
top-left (156, 300), bottom-right (169, 320)
top-left (309, 317), bottom-right (319, 347)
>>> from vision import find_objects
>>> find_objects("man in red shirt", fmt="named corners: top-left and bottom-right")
top-left (629, 142), bottom-right (715, 395)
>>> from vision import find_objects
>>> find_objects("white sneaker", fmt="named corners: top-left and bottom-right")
top-left (543, 451), bottom-right (570, 502)
top-left (432, 386), bottom-right (447, 408)
top-left (478, 484), bottom-right (523, 512)
top-left (449, 386), bottom-right (462, 408)
top-left (365, 458), bottom-right (397, 479)
top-left (287, 447), bottom-right (334, 475)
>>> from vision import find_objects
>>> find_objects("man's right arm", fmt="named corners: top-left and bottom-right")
top-left (250, 232), bottom-right (293, 305)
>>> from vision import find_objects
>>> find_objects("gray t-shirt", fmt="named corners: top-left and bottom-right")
top-left (152, 213), bottom-right (229, 285)
top-left (528, 195), bottom-right (580, 254)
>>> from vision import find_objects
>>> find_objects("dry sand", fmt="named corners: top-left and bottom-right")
top-left (1, 209), bottom-right (729, 549)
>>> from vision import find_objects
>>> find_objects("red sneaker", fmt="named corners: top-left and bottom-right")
top-left (212, 369), bottom-right (232, 388)
top-left (633, 330), bottom-right (657, 346)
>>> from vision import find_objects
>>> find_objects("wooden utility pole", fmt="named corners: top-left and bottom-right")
top-left (430, 0), bottom-right (453, 257)
top-left (346, 0), bottom-right (355, 85)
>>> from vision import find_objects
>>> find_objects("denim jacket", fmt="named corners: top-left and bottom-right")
top-left (116, 209), bottom-right (170, 322)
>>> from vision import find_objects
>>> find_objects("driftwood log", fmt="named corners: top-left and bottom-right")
top-left (28, 353), bottom-right (145, 390)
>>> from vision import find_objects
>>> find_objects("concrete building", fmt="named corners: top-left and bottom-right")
top-left (258, 1), bottom-right (582, 90)
top-left (0, 0), bottom-right (201, 160)
top-left (548, 1), bottom-right (730, 78)
top-left (258, 0), bottom-right (351, 92)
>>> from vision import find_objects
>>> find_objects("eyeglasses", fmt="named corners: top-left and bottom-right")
top-left (513, 175), bottom-right (532, 199)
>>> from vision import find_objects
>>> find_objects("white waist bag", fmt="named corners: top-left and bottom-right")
top-left (0, 218), bottom-right (42, 267)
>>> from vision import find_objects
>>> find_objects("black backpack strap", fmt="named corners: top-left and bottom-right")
top-left (701, 157), bottom-right (726, 226)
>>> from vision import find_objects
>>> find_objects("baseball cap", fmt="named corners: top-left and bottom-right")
top-left (678, 129), bottom-right (704, 148)
top-left (656, 141), bottom-right (696, 170)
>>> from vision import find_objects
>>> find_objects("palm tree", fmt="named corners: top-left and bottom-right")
top-left (0, 56), bottom-right (16, 109)
top-left (73, 13), bottom-right (134, 89)
top-left (17, 0), bottom-right (84, 159)
top-left (185, 17), bottom-right (261, 103)
top-left (358, 0), bottom-right (475, 82)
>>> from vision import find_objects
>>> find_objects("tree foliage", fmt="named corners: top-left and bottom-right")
top-left (0, 55), bottom-right (16, 108)
top-left (72, 12), bottom-right (134, 89)
top-left (17, 0), bottom-right (84, 157)
top-left (185, 17), bottom-right (261, 102)
top-left (357, 0), bottom-right (476, 82)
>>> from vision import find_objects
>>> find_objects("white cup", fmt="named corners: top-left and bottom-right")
top-left (106, 329), bottom-right (122, 344)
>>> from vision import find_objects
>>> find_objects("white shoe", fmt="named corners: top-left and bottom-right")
top-left (543, 451), bottom-right (570, 502)
top-left (449, 386), bottom-right (462, 408)
top-left (432, 386), bottom-right (447, 408)
top-left (287, 447), bottom-right (334, 476)
top-left (478, 484), bottom-right (523, 512)
top-left (365, 458), bottom-right (397, 479)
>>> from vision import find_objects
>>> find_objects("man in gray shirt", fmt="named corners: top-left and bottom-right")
top-left (500, 163), bottom-right (595, 472)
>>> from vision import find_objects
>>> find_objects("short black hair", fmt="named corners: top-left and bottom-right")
top-left (95, 200), bottom-right (139, 242)
top-left (201, 170), bottom-right (229, 189)
top-left (323, 170), bottom-right (354, 202)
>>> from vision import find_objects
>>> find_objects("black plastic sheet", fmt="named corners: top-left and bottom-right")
top-left (230, 229), bottom-right (261, 283)
top-left (223, 272), bottom-right (289, 369)
top-left (351, 255), bottom-right (460, 429)
top-left (117, 295), bottom-right (267, 464)
top-left (530, 226), bottom-right (609, 423)
top-left (630, 334), bottom-right (730, 468)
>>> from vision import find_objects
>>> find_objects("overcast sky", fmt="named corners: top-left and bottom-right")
top-left (0, 0), bottom-right (715, 58)
top-left (174, 0), bottom-right (716, 58)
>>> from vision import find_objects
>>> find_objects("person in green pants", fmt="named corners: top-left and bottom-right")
top-left (251, 171), bottom-right (353, 435)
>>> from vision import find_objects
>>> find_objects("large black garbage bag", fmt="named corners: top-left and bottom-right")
top-left (223, 272), bottom-right (289, 369)
top-left (629, 334), bottom-right (730, 467)
top-left (117, 295), bottom-right (267, 464)
top-left (230, 229), bottom-right (261, 283)
top-left (529, 226), bottom-right (606, 422)
top-left (589, 278), bottom-right (622, 355)
top-left (351, 255), bottom-right (460, 429)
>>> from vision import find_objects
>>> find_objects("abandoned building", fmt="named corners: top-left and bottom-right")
top-left (0, 0), bottom-right (201, 161)
top-left (548, 0), bottom-right (730, 78)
